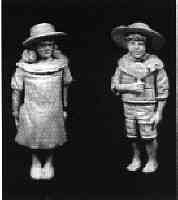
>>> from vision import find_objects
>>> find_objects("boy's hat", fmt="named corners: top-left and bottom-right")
top-left (111, 22), bottom-right (165, 50)
top-left (23, 23), bottom-right (67, 46)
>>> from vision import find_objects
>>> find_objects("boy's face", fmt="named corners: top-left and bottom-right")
top-left (127, 40), bottom-right (146, 59)
top-left (36, 40), bottom-right (54, 59)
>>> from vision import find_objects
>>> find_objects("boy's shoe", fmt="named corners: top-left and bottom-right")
top-left (30, 162), bottom-right (42, 180)
top-left (126, 159), bottom-right (141, 172)
top-left (142, 160), bottom-right (158, 173)
top-left (41, 162), bottom-right (54, 180)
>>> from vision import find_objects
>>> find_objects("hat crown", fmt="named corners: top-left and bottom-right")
top-left (30, 23), bottom-right (56, 38)
top-left (128, 22), bottom-right (151, 31)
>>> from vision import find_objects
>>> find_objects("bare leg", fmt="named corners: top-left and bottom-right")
top-left (146, 138), bottom-right (158, 162)
top-left (126, 141), bottom-right (141, 171)
top-left (132, 141), bottom-right (141, 161)
top-left (142, 138), bottom-right (158, 173)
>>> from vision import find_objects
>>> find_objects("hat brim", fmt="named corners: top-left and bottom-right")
top-left (111, 27), bottom-right (165, 50)
top-left (23, 32), bottom-right (67, 46)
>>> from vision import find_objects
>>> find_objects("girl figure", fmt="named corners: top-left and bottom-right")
top-left (111, 22), bottom-right (169, 173)
top-left (11, 23), bottom-right (73, 180)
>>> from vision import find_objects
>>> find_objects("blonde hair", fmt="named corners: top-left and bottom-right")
top-left (20, 44), bottom-right (65, 63)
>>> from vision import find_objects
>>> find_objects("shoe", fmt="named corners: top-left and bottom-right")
top-left (126, 159), bottom-right (141, 172)
top-left (41, 162), bottom-right (54, 180)
top-left (142, 160), bottom-right (158, 173)
top-left (30, 162), bottom-right (42, 180)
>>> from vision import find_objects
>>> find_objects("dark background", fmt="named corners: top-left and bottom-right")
top-left (3, 0), bottom-right (175, 199)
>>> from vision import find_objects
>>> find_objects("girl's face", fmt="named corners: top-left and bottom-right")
top-left (36, 40), bottom-right (54, 60)
top-left (127, 40), bottom-right (146, 59)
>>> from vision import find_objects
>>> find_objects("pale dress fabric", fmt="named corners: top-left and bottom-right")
top-left (11, 58), bottom-right (72, 149)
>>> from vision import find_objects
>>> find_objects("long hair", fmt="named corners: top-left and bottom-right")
top-left (19, 43), bottom-right (66, 63)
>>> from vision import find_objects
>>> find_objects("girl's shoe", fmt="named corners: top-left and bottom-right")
top-left (41, 162), bottom-right (54, 180)
top-left (126, 159), bottom-right (141, 172)
top-left (142, 160), bottom-right (158, 173)
top-left (30, 162), bottom-right (42, 180)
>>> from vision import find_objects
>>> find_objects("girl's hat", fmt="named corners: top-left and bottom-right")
top-left (23, 23), bottom-right (67, 46)
top-left (111, 22), bottom-right (165, 50)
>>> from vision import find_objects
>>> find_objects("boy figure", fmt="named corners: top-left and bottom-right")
top-left (111, 22), bottom-right (169, 173)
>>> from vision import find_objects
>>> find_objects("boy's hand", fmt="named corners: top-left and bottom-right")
top-left (150, 112), bottom-right (162, 129)
top-left (111, 81), bottom-right (117, 91)
top-left (128, 81), bottom-right (145, 93)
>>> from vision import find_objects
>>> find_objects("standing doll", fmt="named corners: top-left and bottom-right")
top-left (11, 23), bottom-right (73, 179)
top-left (111, 22), bottom-right (169, 173)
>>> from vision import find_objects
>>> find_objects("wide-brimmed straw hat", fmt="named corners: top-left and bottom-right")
top-left (23, 23), bottom-right (67, 46)
top-left (111, 22), bottom-right (165, 50)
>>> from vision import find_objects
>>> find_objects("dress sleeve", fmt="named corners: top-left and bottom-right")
top-left (11, 67), bottom-right (24, 90)
top-left (63, 65), bottom-right (73, 85)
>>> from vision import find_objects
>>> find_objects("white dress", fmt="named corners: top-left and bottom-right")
top-left (11, 58), bottom-right (72, 149)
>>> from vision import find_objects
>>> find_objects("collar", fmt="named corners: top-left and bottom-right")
top-left (16, 58), bottom-right (66, 73)
top-left (127, 53), bottom-right (150, 62)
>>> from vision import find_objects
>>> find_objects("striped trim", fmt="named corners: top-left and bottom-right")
top-left (24, 69), bottom-right (63, 75)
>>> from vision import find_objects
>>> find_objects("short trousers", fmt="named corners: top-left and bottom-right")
top-left (123, 102), bottom-right (157, 139)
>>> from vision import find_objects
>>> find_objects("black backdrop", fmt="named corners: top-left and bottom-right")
top-left (3, 0), bottom-right (175, 199)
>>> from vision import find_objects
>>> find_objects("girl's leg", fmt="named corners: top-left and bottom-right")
top-left (41, 149), bottom-right (55, 180)
top-left (126, 140), bottom-right (141, 171)
top-left (30, 150), bottom-right (43, 180)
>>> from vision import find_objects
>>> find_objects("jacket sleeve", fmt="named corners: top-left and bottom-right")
top-left (111, 59), bottom-right (122, 93)
top-left (156, 68), bottom-right (169, 100)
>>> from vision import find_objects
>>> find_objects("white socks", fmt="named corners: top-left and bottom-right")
top-left (41, 161), bottom-right (54, 180)
top-left (30, 156), bottom-right (54, 180)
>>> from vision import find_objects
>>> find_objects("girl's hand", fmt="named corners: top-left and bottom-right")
top-left (12, 111), bottom-right (19, 128)
top-left (21, 49), bottom-right (37, 63)
top-left (15, 117), bottom-right (19, 128)
top-left (63, 111), bottom-right (68, 120)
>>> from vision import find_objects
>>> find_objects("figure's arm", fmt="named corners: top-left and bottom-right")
top-left (12, 89), bottom-right (21, 118)
top-left (155, 68), bottom-right (169, 117)
top-left (152, 101), bottom-right (167, 125)
top-left (111, 67), bottom-right (144, 94)
top-left (150, 68), bottom-right (169, 127)
top-left (63, 85), bottom-right (69, 109)
top-left (62, 63), bottom-right (73, 117)
top-left (11, 67), bottom-right (24, 126)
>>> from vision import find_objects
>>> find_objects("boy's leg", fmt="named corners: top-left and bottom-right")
top-left (145, 138), bottom-right (158, 162)
top-left (125, 118), bottom-right (141, 171)
top-left (140, 124), bottom-right (158, 173)
top-left (126, 139), bottom-right (141, 171)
